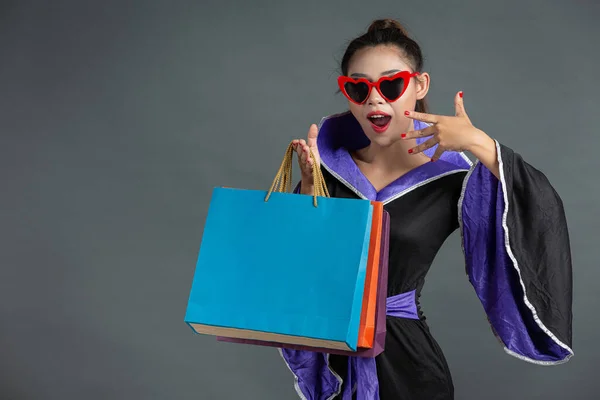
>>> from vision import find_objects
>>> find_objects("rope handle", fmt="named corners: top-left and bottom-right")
top-left (264, 142), bottom-right (330, 206)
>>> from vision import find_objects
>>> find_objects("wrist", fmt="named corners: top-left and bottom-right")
top-left (466, 129), bottom-right (501, 179)
top-left (466, 129), bottom-right (495, 154)
top-left (300, 177), bottom-right (314, 195)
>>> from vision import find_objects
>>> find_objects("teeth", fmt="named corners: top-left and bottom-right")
top-left (370, 115), bottom-right (386, 118)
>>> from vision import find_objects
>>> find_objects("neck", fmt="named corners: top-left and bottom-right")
top-left (352, 121), bottom-right (429, 171)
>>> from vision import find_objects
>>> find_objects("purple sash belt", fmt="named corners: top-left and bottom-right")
top-left (386, 289), bottom-right (419, 319)
top-left (327, 290), bottom-right (420, 400)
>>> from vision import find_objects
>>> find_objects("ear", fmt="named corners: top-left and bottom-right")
top-left (414, 72), bottom-right (430, 101)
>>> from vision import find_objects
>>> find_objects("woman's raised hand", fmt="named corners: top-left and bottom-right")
top-left (291, 124), bottom-right (320, 194)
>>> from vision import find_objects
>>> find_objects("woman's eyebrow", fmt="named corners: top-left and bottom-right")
top-left (349, 69), bottom-right (401, 79)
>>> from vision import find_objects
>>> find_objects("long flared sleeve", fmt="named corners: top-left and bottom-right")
top-left (459, 139), bottom-right (573, 364)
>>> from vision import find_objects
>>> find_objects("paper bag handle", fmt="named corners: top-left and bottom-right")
top-left (264, 142), bottom-right (330, 206)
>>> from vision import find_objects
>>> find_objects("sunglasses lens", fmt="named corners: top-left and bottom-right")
top-left (380, 77), bottom-right (405, 101)
top-left (344, 82), bottom-right (369, 103)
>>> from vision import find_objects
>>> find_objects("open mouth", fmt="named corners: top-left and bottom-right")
top-left (367, 112), bottom-right (392, 133)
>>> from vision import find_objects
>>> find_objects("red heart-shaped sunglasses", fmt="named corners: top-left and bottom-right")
top-left (337, 71), bottom-right (419, 105)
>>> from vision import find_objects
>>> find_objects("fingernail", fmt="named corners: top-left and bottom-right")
top-left (408, 149), bottom-right (413, 154)
top-left (430, 158), bottom-right (435, 162)
top-left (459, 91), bottom-right (463, 98)
top-left (404, 111), bottom-right (410, 116)
top-left (401, 133), bottom-right (406, 138)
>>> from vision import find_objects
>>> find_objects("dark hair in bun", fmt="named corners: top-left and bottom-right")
top-left (341, 19), bottom-right (427, 112)
top-left (366, 18), bottom-right (410, 36)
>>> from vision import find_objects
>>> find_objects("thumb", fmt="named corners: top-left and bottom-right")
top-left (307, 124), bottom-right (319, 148)
top-left (454, 91), bottom-right (469, 120)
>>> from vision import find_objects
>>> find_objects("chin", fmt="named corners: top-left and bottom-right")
top-left (368, 134), bottom-right (398, 147)
top-left (359, 121), bottom-right (401, 147)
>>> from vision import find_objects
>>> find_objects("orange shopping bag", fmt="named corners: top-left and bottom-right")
top-left (357, 201), bottom-right (384, 348)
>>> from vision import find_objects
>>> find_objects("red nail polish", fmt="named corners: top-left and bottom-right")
top-left (404, 111), bottom-right (410, 116)
top-left (401, 133), bottom-right (406, 138)
top-left (459, 91), bottom-right (463, 98)
top-left (408, 149), bottom-right (413, 154)
top-left (430, 158), bottom-right (435, 162)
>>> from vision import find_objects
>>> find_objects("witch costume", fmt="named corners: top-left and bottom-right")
top-left (280, 111), bottom-right (573, 400)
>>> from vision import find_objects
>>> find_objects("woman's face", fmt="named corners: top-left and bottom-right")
top-left (345, 44), bottom-right (429, 147)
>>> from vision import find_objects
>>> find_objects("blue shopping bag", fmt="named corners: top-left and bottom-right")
top-left (184, 144), bottom-right (373, 351)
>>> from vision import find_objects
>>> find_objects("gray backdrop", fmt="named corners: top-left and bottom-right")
top-left (1, 1), bottom-right (598, 399)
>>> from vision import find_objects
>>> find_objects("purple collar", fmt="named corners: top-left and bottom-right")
top-left (316, 111), bottom-right (472, 204)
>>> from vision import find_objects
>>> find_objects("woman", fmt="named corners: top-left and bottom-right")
top-left (282, 18), bottom-right (574, 400)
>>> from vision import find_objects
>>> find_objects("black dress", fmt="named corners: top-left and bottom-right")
top-left (280, 111), bottom-right (573, 400)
